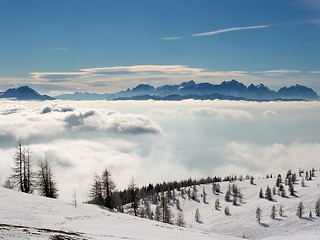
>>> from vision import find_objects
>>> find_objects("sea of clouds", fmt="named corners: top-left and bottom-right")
top-left (0, 99), bottom-right (319, 201)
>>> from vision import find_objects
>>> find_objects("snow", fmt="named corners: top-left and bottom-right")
top-left (1, 170), bottom-right (320, 239)
top-left (168, 172), bottom-right (320, 239)
top-left (0, 187), bottom-right (239, 239)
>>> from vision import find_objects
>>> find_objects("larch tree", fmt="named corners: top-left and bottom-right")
top-left (37, 156), bottom-right (59, 198)
top-left (89, 173), bottom-right (103, 205)
top-left (11, 140), bottom-right (34, 193)
top-left (128, 178), bottom-right (140, 216)
top-left (101, 168), bottom-right (116, 208)
top-left (160, 191), bottom-right (173, 224)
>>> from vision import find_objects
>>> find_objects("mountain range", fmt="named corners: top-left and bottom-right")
top-left (0, 80), bottom-right (318, 101)
top-left (56, 79), bottom-right (319, 101)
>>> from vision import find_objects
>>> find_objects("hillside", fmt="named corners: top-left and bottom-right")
top-left (0, 187), bottom-right (238, 240)
top-left (1, 170), bottom-right (320, 239)
top-left (161, 172), bottom-right (320, 239)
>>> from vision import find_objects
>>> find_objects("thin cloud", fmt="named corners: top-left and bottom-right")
top-left (161, 37), bottom-right (182, 41)
top-left (189, 107), bottom-right (253, 119)
top-left (30, 65), bottom-right (247, 81)
top-left (193, 25), bottom-right (270, 37)
top-left (253, 69), bottom-right (302, 76)
top-left (309, 71), bottom-right (320, 74)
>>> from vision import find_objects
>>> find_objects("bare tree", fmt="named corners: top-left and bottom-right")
top-left (73, 188), bottom-right (77, 207)
top-left (160, 191), bottom-right (173, 224)
top-left (11, 140), bottom-right (34, 193)
top-left (101, 168), bottom-right (116, 208)
top-left (127, 178), bottom-right (140, 216)
top-left (37, 156), bottom-right (58, 198)
top-left (89, 173), bottom-right (103, 205)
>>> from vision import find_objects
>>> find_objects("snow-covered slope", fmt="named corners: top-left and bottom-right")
top-left (1, 170), bottom-right (320, 239)
top-left (167, 171), bottom-right (320, 239)
top-left (0, 187), bottom-right (239, 240)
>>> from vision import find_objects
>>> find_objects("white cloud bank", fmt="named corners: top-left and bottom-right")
top-left (0, 100), bottom-right (320, 202)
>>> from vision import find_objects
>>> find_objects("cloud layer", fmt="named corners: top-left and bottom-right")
top-left (1, 100), bottom-right (319, 202)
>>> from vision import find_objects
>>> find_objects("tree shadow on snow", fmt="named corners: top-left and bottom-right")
top-left (260, 223), bottom-right (269, 227)
top-left (302, 217), bottom-right (314, 221)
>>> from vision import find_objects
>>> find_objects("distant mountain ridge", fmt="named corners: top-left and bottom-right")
top-left (0, 86), bottom-right (54, 101)
top-left (56, 79), bottom-right (319, 101)
top-left (0, 81), bottom-right (318, 101)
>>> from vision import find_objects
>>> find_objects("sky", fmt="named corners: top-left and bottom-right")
top-left (0, 0), bottom-right (320, 94)
top-left (1, 100), bottom-right (320, 201)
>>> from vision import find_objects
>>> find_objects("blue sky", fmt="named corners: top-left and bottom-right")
top-left (0, 0), bottom-right (320, 94)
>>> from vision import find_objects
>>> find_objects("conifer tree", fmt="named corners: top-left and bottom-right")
top-left (224, 206), bottom-right (230, 216)
top-left (215, 199), bottom-right (220, 210)
top-left (176, 212), bottom-right (186, 227)
top-left (89, 173), bottom-right (103, 205)
top-left (250, 176), bottom-right (254, 184)
top-left (11, 140), bottom-right (34, 193)
top-left (259, 188), bottom-right (264, 198)
top-left (37, 157), bottom-right (58, 198)
top-left (301, 178), bottom-right (306, 187)
top-left (202, 187), bottom-right (207, 203)
top-left (315, 198), bottom-right (320, 217)
top-left (101, 168), bottom-right (116, 208)
top-left (195, 208), bottom-right (200, 222)
top-left (256, 207), bottom-right (262, 224)
top-left (225, 189), bottom-right (231, 202)
top-left (265, 186), bottom-right (272, 201)
top-left (296, 201), bottom-right (304, 218)
top-left (270, 205), bottom-right (276, 219)
top-left (155, 205), bottom-right (161, 221)
top-left (288, 177), bottom-right (295, 196)
top-left (279, 205), bottom-right (284, 217)
top-left (128, 178), bottom-right (140, 216)
top-left (157, 191), bottom-right (174, 224)
top-left (3, 178), bottom-right (13, 189)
